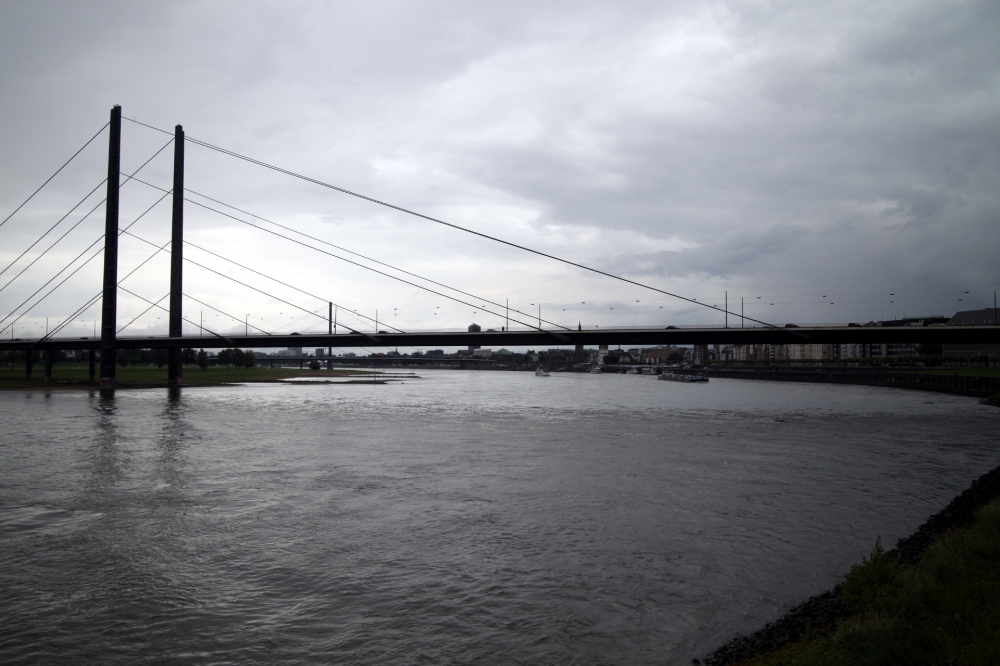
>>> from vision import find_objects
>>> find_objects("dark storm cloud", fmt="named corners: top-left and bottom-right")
top-left (0, 0), bottom-right (997, 335)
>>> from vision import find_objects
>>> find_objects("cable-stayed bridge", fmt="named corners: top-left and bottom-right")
top-left (1, 106), bottom-right (996, 387)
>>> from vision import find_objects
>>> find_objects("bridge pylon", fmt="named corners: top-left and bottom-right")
top-left (168, 124), bottom-right (185, 386)
top-left (99, 105), bottom-right (122, 388)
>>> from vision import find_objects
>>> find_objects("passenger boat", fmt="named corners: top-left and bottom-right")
top-left (641, 367), bottom-right (657, 375)
top-left (535, 366), bottom-right (550, 377)
top-left (589, 366), bottom-right (602, 374)
top-left (658, 372), bottom-right (709, 383)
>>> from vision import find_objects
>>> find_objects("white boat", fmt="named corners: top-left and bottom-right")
top-left (535, 366), bottom-right (550, 377)
top-left (641, 367), bottom-right (657, 375)
top-left (658, 372), bottom-right (709, 383)
top-left (589, 366), bottom-right (602, 374)
top-left (627, 367), bottom-right (642, 374)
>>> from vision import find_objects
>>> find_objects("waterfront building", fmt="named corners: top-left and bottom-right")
top-left (467, 323), bottom-right (481, 352)
top-left (943, 308), bottom-right (1000, 357)
top-left (692, 344), bottom-right (708, 364)
top-left (641, 346), bottom-right (684, 362)
top-left (786, 344), bottom-right (834, 360)
top-left (839, 343), bottom-right (863, 359)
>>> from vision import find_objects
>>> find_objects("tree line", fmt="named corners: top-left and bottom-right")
top-left (2, 348), bottom-right (257, 370)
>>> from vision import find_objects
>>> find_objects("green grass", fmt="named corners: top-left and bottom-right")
top-left (0, 363), bottom-right (371, 389)
top-left (744, 499), bottom-right (1000, 665)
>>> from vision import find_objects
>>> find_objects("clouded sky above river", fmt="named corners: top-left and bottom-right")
top-left (1, 1), bottom-right (998, 340)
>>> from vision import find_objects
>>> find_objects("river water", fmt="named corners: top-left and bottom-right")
top-left (1, 371), bottom-right (998, 665)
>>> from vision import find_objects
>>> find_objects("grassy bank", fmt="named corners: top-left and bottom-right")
top-left (722, 500), bottom-right (1000, 666)
top-left (0, 364), bottom-right (373, 389)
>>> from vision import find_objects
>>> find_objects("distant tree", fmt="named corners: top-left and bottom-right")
top-left (603, 354), bottom-right (620, 365)
top-left (917, 344), bottom-right (942, 356)
top-left (232, 349), bottom-right (245, 368)
top-left (309, 359), bottom-right (321, 370)
top-left (218, 348), bottom-right (233, 368)
top-left (117, 351), bottom-right (129, 368)
top-left (153, 348), bottom-right (168, 368)
top-left (242, 350), bottom-right (255, 368)
top-left (128, 352), bottom-right (140, 366)
top-left (182, 348), bottom-right (196, 366)
top-left (197, 349), bottom-right (209, 369)
top-left (667, 352), bottom-right (682, 361)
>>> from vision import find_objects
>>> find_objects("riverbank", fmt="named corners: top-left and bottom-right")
top-left (704, 464), bottom-right (1000, 665)
top-left (0, 365), bottom-right (378, 390)
top-left (681, 366), bottom-right (1000, 399)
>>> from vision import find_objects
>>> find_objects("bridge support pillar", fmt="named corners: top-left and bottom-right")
top-left (44, 349), bottom-right (52, 382)
top-left (99, 105), bottom-right (122, 389)
top-left (167, 124), bottom-right (185, 386)
top-left (89, 350), bottom-right (96, 382)
top-left (25, 351), bottom-right (33, 379)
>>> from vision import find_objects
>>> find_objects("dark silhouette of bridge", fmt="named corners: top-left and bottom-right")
top-left (1, 106), bottom-right (996, 386)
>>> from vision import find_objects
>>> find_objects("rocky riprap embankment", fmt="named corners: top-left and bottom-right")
top-left (702, 464), bottom-right (1000, 665)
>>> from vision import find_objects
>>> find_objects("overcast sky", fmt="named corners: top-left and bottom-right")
top-left (1, 1), bottom-right (998, 345)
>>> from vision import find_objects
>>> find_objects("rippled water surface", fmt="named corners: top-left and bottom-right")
top-left (1, 371), bottom-right (998, 665)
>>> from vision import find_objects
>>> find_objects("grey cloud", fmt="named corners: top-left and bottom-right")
top-left (0, 0), bottom-right (998, 336)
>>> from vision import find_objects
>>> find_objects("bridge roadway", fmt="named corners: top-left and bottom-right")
top-left (260, 356), bottom-right (499, 367)
top-left (1, 325), bottom-right (997, 352)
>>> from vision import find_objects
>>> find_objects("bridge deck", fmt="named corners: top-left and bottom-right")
top-left (1, 326), bottom-right (997, 351)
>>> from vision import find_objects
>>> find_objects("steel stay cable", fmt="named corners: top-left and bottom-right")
top-left (1, 227), bottom-right (106, 332)
top-left (118, 293), bottom-right (169, 334)
top-left (0, 178), bottom-right (107, 281)
top-left (4, 191), bottom-right (172, 336)
top-left (118, 286), bottom-right (227, 339)
top-left (0, 121), bottom-right (109, 230)
top-left (270, 305), bottom-right (377, 336)
top-left (183, 187), bottom-right (572, 331)
top-left (46, 292), bottom-right (101, 339)
top-left (122, 117), bottom-right (777, 328)
top-left (103, 237), bottom-right (175, 336)
top-left (42, 217), bottom-right (173, 341)
top-left (0, 137), bottom-right (173, 290)
top-left (129, 230), bottom-right (391, 345)
top-left (182, 239), bottom-right (405, 335)
top-left (8, 194), bottom-right (171, 337)
top-left (0, 195), bottom-right (107, 296)
top-left (124, 180), bottom-right (422, 335)
top-left (198, 200), bottom-right (549, 333)
top-left (179, 292), bottom-right (270, 335)
top-left (126, 176), bottom-right (552, 334)
top-left (123, 179), bottom-right (406, 334)
top-left (123, 229), bottom-right (322, 333)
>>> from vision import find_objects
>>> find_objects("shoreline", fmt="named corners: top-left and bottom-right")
top-left (0, 366), bottom-right (393, 391)
top-left (703, 462), bottom-right (1000, 665)
top-left (681, 365), bottom-right (1000, 400)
